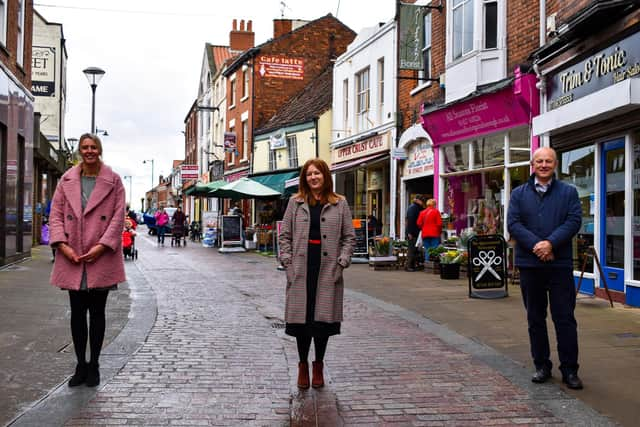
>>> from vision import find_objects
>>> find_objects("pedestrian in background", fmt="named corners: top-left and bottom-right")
top-left (279, 158), bottom-right (356, 389)
top-left (507, 147), bottom-right (584, 390)
top-left (49, 133), bottom-right (126, 388)
top-left (417, 198), bottom-right (442, 260)
top-left (154, 207), bottom-right (169, 246)
top-left (405, 195), bottom-right (425, 271)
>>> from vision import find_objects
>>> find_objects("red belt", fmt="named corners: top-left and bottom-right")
top-left (308, 239), bottom-right (321, 245)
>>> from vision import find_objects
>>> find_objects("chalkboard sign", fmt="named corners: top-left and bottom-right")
top-left (467, 234), bottom-right (508, 299)
top-left (352, 218), bottom-right (368, 257)
top-left (222, 215), bottom-right (242, 244)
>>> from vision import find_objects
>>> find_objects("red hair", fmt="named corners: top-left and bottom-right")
top-left (295, 158), bottom-right (340, 205)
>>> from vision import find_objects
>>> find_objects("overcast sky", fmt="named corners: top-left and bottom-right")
top-left (35, 0), bottom-right (396, 210)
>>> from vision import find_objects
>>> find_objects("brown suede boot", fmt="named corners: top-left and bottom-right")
top-left (297, 361), bottom-right (310, 389)
top-left (312, 361), bottom-right (324, 388)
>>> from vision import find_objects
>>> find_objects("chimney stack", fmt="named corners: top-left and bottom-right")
top-left (273, 19), bottom-right (293, 39)
top-left (230, 18), bottom-right (255, 52)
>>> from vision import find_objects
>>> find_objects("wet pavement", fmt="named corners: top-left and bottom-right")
top-left (2, 229), bottom-right (633, 425)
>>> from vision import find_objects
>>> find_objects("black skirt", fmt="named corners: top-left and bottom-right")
top-left (285, 241), bottom-right (340, 338)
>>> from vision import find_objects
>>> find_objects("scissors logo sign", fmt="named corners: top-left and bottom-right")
top-left (473, 250), bottom-right (502, 281)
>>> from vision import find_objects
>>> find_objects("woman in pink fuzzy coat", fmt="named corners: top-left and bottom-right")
top-left (49, 133), bottom-right (126, 388)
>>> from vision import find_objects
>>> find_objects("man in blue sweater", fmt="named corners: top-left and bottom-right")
top-left (507, 147), bottom-right (583, 390)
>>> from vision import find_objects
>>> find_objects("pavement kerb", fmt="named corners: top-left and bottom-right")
top-left (7, 261), bottom-right (157, 427)
top-left (346, 288), bottom-right (618, 427)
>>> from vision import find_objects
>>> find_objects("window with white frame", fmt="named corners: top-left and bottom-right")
top-left (269, 148), bottom-right (277, 171)
top-left (342, 79), bottom-right (349, 134)
top-left (16, 0), bottom-right (25, 66)
top-left (377, 58), bottom-right (384, 123)
top-left (241, 120), bottom-right (248, 161)
top-left (287, 135), bottom-right (298, 168)
top-left (419, 12), bottom-right (432, 82)
top-left (452, 0), bottom-right (474, 60)
top-left (0, 0), bottom-right (7, 47)
top-left (355, 67), bottom-right (370, 132)
top-left (484, 0), bottom-right (498, 49)
top-left (229, 78), bottom-right (236, 107)
top-left (242, 69), bottom-right (249, 99)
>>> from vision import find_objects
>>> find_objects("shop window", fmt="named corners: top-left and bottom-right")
top-left (287, 135), bottom-right (298, 168)
top-left (558, 145), bottom-right (595, 272)
top-left (452, 0), bottom-right (474, 60)
top-left (508, 127), bottom-right (530, 164)
top-left (634, 137), bottom-right (640, 280)
top-left (443, 141), bottom-right (470, 172)
top-left (472, 134), bottom-right (504, 168)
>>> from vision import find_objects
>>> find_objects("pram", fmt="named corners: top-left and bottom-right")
top-left (171, 220), bottom-right (187, 247)
top-left (122, 229), bottom-right (138, 260)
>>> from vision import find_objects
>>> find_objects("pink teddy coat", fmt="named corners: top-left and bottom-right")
top-left (49, 164), bottom-right (126, 290)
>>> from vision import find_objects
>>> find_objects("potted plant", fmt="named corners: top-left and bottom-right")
top-left (374, 236), bottom-right (391, 257)
top-left (439, 249), bottom-right (467, 280)
top-left (425, 245), bottom-right (446, 273)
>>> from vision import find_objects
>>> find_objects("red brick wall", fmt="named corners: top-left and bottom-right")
top-left (184, 107), bottom-right (198, 168)
top-left (545, 0), bottom-right (593, 27)
top-left (224, 66), bottom-right (252, 168)
top-left (0, 0), bottom-right (33, 89)
top-left (506, 0), bottom-right (540, 73)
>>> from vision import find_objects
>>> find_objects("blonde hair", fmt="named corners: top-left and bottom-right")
top-left (78, 133), bottom-right (103, 156)
top-left (426, 198), bottom-right (437, 208)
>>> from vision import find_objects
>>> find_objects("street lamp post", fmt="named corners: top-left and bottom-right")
top-left (143, 159), bottom-right (154, 190)
top-left (123, 175), bottom-right (133, 205)
top-left (83, 67), bottom-right (106, 134)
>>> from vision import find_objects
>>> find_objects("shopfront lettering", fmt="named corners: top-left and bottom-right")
top-left (332, 133), bottom-right (390, 164)
top-left (547, 31), bottom-right (640, 110)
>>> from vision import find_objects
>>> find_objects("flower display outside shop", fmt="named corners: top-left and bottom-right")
top-left (439, 249), bottom-right (467, 264)
top-left (374, 236), bottom-right (391, 256)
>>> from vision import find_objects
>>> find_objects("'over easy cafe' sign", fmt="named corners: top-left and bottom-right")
top-left (331, 132), bottom-right (390, 164)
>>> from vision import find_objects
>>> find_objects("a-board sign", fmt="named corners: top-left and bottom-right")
top-left (467, 234), bottom-right (508, 299)
top-left (221, 215), bottom-right (242, 244)
top-left (352, 218), bottom-right (368, 257)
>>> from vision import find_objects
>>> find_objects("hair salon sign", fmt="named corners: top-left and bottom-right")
top-left (547, 31), bottom-right (640, 110)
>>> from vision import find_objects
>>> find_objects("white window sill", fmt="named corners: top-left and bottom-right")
top-left (410, 81), bottom-right (432, 96)
top-left (240, 95), bottom-right (249, 102)
top-left (229, 104), bottom-right (236, 110)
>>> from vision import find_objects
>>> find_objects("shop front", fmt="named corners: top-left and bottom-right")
top-left (421, 70), bottom-right (539, 240)
top-left (532, 26), bottom-right (640, 307)
top-left (331, 131), bottom-right (391, 236)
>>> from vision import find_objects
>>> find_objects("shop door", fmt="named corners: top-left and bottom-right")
top-left (600, 140), bottom-right (625, 292)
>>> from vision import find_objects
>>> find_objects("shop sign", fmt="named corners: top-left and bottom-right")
top-left (181, 164), bottom-right (198, 181)
top-left (547, 31), bottom-right (640, 110)
top-left (399, 3), bottom-right (424, 70)
top-left (269, 131), bottom-right (287, 150)
top-left (404, 141), bottom-right (434, 177)
top-left (31, 46), bottom-right (56, 97)
top-left (258, 55), bottom-right (304, 80)
top-left (422, 75), bottom-right (534, 145)
top-left (225, 170), bottom-right (248, 182)
top-left (392, 147), bottom-right (408, 160)
top-left (224, 132), bottom-right (237, 153)
top-left (467, 234), bottom-right (508, 299)
top-left (331, 132), bottom-right (389, 163)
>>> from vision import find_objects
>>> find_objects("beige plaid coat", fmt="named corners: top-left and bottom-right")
top-left (279, 196), bottom-right (356, 324)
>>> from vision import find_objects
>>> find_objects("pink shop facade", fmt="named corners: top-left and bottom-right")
top-left (420, 70), bottom-right (539, 239)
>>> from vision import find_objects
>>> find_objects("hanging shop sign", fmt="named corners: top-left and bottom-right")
top-left (398, 3), bottom-right (424, 70)
top-left (404, 141), bottom-right (434, 177)
top-left (547, 30), bottom-right (640, 111)
top-left (331, 132), bottom-right (390, 164)
top-left (258, 55), bottom-right (304, 80)
top-left (180, 164), bottom-right (198, 181)
top-left (224, 132), bottom-right (237, 153)
top-left (467, 234), bottom-right (508, 299)
top-left (31, 46), bottom-right (56, 96)
top-left (269, 130), bottom-right (287, 150)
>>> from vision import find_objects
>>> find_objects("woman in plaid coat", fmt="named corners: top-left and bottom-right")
top-left (279, 158), bottom-right (355, 389)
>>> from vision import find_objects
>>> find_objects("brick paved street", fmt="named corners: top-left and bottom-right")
top-left (60, 230), bottom-right (610, 426)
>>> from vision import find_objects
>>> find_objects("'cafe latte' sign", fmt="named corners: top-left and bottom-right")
top-left (547, 31), bottom-right (640, 110)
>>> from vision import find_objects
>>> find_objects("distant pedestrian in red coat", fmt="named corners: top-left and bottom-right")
top-left (49, 133), bottom-right (126, 388)
top-left (279, 158), bottom-right (355, 389)
top-left (417, 198), bottom-right (442, 260)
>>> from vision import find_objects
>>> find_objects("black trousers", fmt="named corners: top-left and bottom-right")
top-left (406, 236), bottom-right (418, 268)
top-left (519, 267), bottom-right (579, 375)
top-left (69, 290), bottom-right (109, 365)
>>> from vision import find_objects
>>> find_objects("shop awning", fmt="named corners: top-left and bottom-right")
top-left (250, 170), bottom-right (300, 194)
top-left (331, 153), bottom-right (388, 172)
top-left (208, 177), bottom-right (281, 199)
top-left (184, 180), bottom-right (226, 196)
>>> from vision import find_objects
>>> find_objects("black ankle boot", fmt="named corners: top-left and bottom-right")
top-left (85, 362), bottom-right (100, 387)
top-left (68, 362), bottom-right (88, 387)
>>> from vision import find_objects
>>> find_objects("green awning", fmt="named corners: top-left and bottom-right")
top-left (250, 170), bottom-right (299, 194)
top-left (184, 180), bottom-right (226, 196)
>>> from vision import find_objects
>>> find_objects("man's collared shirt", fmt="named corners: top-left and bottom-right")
top-left (534, 177), bottom-right (552, 195)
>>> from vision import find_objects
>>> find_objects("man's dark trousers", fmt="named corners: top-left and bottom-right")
top-left (406, 237), bottom-right (418, 269)
top-left (519, 267), bottom-right (579, 375)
